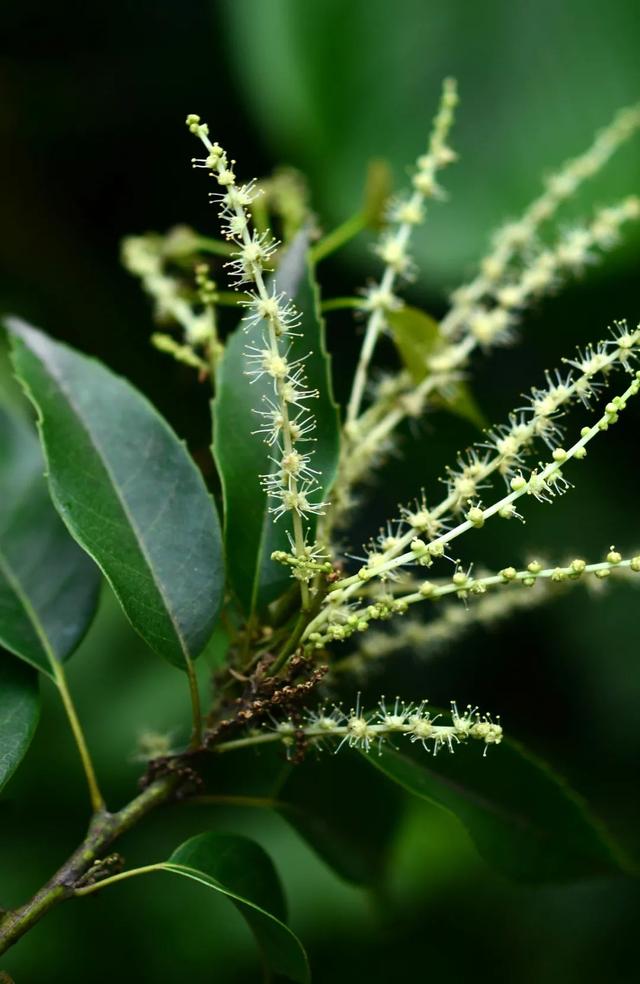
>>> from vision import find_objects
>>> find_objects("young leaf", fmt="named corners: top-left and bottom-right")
top-left (388, 306), bottom-right (486, 429)
top-left (213, 233), bottom-right (340, 614)
top-left (0, 404), bottom-right (100, 677)
top-left (7, 319), bottom-right (223, 670)
top-left (387, 306), bottom-right (441, 384)
top-left (0, 653), bottom-right (40, 793)
top-left (438, 379), bottom-right (487, 431)
top-left (363, 738), bottom-right (629, 883)
top-left (362, 159), bottom-right (393, 229)
top-left (163, 832), bottom-right (310, 983)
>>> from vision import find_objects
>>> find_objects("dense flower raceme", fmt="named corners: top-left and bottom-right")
top-left (185, 114), bottom-right (326, 599)
top-left (302, 334), bottom-right (640, 644)
top-left (306, 551), bottom-right (640, 647)
top-left (215, 696), bottom-right (503, 758)
top-left (336, 549), bottom-right (640, 677)
top-left (348, 325), bottom-right (640, 572)
top-left (345, 77), bottom-right (459, 426)
top-left (442, 102), bottom-right (640, 340)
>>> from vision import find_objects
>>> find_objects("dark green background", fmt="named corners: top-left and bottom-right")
top-left (1, 1), bottom-right (639, 980)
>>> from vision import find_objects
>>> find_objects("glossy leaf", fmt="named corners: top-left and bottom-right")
top-left (213, 233), bottom-right (340, 614)
top-left (0, 403), bottom-right (100, 676)
top-left (0, 653), bottom-right (40, 792)
top-left (363, 739), bottom-right (629, 883)
top-left (164, 832), bottom-right (309, 983)
top-left (388, 306), bottom-right (486, 429)
top-left (206, 745), bottom-right (403, 887)
top-left (8, 319), bottom-right (223, 670)
top-left (275, 750), bottom-right (403, 885)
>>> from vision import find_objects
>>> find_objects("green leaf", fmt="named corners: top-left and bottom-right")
top-left (0, 653), bottom-right (40, 792)
top-left (388, 306), bottom-right (487, 429)
top-left (0, 403), bottom-right (100, 676)
top-left (363, 739), bottom-right (629, 883)
top-left (275, 751), bottom-right (403, 886)
top-left (7, 319), bottom-right (223, 671)
top-left (213, 232), bottom-right (340, 614)
top-left (387, 306), bottom-right (440, 384)
top-left (163, 832), bottom-right (309, 983)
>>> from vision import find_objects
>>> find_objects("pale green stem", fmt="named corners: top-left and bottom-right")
top-left (310, 211), bottom-right (367, 263)
top-left (214, 290), bottom-right (245, 306)
top-left (0, 552), bottom-right (105, 813)
top-left (74, 864), bottom-right (164, 898)
top-left (346, 260), bottom-right (404, 425)
top-left (320, 296), bottom-right (365, 313)
top-left (185, 656), bottom-right (203, 748)
top-left (195, 235), bottom-right (235, 257)
top-left (51, 661), bottom-right (105, 813)
top-left (215, 732), bottom-right (282, 754)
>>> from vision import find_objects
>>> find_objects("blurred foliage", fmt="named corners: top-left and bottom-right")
top-left (1, 1), bottom-right (640, 982)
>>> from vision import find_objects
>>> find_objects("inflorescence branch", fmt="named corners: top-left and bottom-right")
top-left (329, 101), bottom-right (640, 519)
top-left (302, 345), bottom-right (640, 642)
top-left (307, 551), bottom-right (640, 647)
top-left (186, 114), bottom-right (325, 604)
top-left (343, 326), bottom-right (639, 578)
top-left (215, 695), bottom-right (502, 757)
top-left (441, 101), bottom-right (640, 340)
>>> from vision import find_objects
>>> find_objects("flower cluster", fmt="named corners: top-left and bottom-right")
top-left (339, 325), bottom-right (640, 587)
top-left (301, 349), bottom-right (640, 645)
top-left (327, 102), bottom-right (640, 520)
top-left (271, 696), bottom-right (502, 756)
top-left (125, 89), bottom-right (640, 766)
top-left (186, 114), bottom-right (324, 584)
top-left (344, 78), bottom-right (458, 427)
top-left (121, 233), bottom-right (220, 372)
top-left (453, 196), bottom-right (640, 350)
top-left (442, 102), bottom-right (640, 340)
